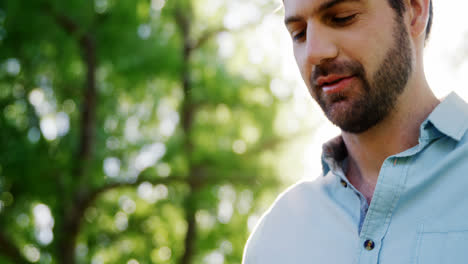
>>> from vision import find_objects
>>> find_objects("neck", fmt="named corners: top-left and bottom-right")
top-left (342, 75), bottom-right (439, 202)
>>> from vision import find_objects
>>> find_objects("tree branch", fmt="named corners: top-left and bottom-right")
top-left (174, 6), bottom-right (274, 264)
top-left (44, 7), bottom-right (98, 264)
top-left (189, 15), bottom-right (270, 52)
top-left (175, 6), bottom-right (199, 264)
top-left (88, 169), bottom-right (263, 202)
top-left (190, 27), bottom-right (226, 51)
top-left (45, 5), bottom-right (97, 181)
top-left (51, 11), bottom-right (82, 36)
top-left (89, 175), bottom-right (188, 202)
top-left (174, 7), bottom-right (277, 264)
top-left (75, 33), bottom-right (97, 180)
top-left (0, 231), bottom-right (30, 264)
top-left (61, 169), bottom-right (260, 230)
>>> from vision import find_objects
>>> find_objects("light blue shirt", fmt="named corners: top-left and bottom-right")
top-left (243, 92), bottom-right (468, 264)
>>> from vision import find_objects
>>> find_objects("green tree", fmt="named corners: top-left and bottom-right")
top-left (0, 0), bottom-right (302, 263)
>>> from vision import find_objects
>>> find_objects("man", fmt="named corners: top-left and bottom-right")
top-left (243, 0), bottom-right (468, 263)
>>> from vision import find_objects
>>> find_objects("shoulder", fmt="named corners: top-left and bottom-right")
top-left (242, 177), bottom-right (329, 263)
top-left (255, 177), bottom-right (327, 223)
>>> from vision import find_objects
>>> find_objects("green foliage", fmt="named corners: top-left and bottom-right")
top-left (0, 0), bottom-right (294, 263)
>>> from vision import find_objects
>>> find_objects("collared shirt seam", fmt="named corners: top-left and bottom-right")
top-left (358, 158), bottom-right (404, 262)
top-left (357, 161), bottom-right (390, 263)
top-left (360, 156), bottom-right (397, 237)
top-left (380, 156), bottom-right (411, 245)
top-left (361, 159), bottom-right (387, 232)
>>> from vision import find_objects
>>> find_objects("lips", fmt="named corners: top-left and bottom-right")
top-left (315, 75), bottom-right (354, 94)
top-left (316, 75), bottom-right (350, 87)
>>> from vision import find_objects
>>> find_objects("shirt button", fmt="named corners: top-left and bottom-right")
top-left (340, 179), bottom-right (348, 188)
top-left (364, 239), bottom-right (375, 251)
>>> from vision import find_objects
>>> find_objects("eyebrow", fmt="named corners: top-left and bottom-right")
top-left (284, 0), bottom-right (361, 26)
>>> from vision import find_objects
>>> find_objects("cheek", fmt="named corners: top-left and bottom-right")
top-left (339, 37), bottom-right (381, 81)
top-left (294, 50), bottom-right (317, 98)
top-left (351, 15), bottom-right (396, 74)
top-left (293, 48), bottom-right (311, 83)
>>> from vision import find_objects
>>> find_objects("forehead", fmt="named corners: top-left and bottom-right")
top-left (284, 0), bottom-right (365, 16)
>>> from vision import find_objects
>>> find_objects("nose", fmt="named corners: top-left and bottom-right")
top-left (305, 24), bottom-right (338, 66)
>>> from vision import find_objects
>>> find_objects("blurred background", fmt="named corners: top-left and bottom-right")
top-left (0, 0), bottom-right (466, 263)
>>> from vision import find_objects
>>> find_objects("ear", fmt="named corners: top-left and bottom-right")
top-left (406, 0), bottom-right (431, 38)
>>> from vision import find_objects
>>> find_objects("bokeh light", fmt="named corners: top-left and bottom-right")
top-left (104, 157), bottom-right (121, 178)
top-left (33, 203), bottom-right (54, 245)
top-left (23, 244), bottom-right (40, 262)
top-left (134, 143), bottom-right (166, 172)
top-left (204, 250), bottom-right (224, 264)
top-left (5, 58), bottom-right (20, 76)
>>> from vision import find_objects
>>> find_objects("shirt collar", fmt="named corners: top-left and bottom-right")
top-left (421, 92), bottom-right (468, 142)
top-left (321, 136), bottom-right (347, 176)
top-left (320, 92), bottom-right (468, 176)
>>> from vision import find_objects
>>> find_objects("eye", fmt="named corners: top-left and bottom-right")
top-left (293, 30), bottom-right (306, 42)
top-left (330, 14), bottom-right (357, 26)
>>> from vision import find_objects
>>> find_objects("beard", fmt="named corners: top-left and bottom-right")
top-left (310, 16), bottom-right (413, 134)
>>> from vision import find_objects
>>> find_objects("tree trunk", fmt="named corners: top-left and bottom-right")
top-left (175, 4), bottom-right (198, 264)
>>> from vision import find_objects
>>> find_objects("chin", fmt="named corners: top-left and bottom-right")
top-left (324, 99), bottom-right (382, 134)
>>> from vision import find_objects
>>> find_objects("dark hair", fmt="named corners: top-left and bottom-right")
top-left (387, 0), bottom-right (433, 40)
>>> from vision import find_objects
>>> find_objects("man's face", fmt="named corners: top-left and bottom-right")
top-left (284, 0), bottom-right (413, 133)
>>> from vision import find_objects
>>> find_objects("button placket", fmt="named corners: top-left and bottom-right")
top-left (356, 156), bottom-right (409, 263)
